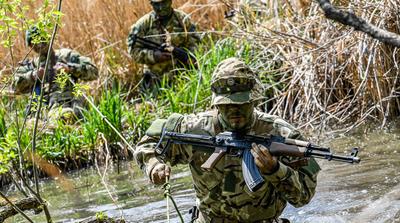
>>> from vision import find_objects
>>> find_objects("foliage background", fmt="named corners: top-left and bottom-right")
top-left (0, 0), bottom-right (399, 172)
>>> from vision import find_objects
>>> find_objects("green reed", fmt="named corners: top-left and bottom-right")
top-left (0, 36), bottom-right (260, 172)
top-left (82, 85), bottom-right (125, 147)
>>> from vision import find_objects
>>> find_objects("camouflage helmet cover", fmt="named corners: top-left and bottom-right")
top-left (211, 57), bottom-right (263, 105)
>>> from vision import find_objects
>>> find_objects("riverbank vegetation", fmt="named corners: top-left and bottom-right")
top-left (1, 0), bottom-right (399, 177)
top-left (0, 0), bottom-right (400, 221)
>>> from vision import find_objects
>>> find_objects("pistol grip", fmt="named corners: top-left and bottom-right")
top-left (201, 147), bottom-right (226, 171)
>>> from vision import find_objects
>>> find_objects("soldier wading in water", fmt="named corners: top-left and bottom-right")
top-left (134, 58), bottom-right (321, 223)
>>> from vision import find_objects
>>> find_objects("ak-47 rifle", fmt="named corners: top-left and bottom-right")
top-left (155, 130), bottom-right (360, 192)
top-left (132, 35), bottom-right (196, 67)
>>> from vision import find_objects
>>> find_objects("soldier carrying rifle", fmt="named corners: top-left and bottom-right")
top-left (127, 0), bottom-right (201, 94)
top-left (13, 26), bottom-right (98, 124)
top-left (134, 58), bottom-right (323, 223)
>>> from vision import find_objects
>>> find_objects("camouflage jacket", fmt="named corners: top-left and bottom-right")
top-left (135, 109), bottom-right (320, 222)
top-left (127, 10), bottom-right (200, 76)
top-left (13, 48), bottom-right (98, 106)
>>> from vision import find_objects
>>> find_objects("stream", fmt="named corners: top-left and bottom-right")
top-left (6, 127), bottom-right (400, 223)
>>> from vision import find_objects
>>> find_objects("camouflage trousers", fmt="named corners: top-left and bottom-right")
top-left (192, 208), bottom-right (290, 223)
top-left (47, 98), bottom-right (85, 124)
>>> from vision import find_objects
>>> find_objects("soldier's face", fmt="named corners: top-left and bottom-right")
top-left (217, 102), bottom-right (254, 131)
top-left (31, 42), bottom-right (50, 55)
top-left (151, 0), bottom-right (173, 17)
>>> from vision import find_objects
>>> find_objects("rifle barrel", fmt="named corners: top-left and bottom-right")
top-left (308, 150), bottom-right (361, 164)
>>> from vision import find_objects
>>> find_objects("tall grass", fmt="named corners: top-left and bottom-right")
top-left (229, 0), bottom-right (400, 131)
top-left (1, 0), bottom-right (399, 175)
top-left (0, 0), bottom-right (229, 88)
top-left (39, 121), bottom-right (84, 161)
top-left (0, 36), bottom-right (250, 172)
top-left (125, 36), bottom-right (254, 139)
top-left (82, 85), bottom-right (125, 147)
top-left (155, 37), bottom-right (253, 114)
top-left (0, 99), bottom-right (31, 173)
top-left (3, 0), bottom-right (399, 130)
top-left (0, 0), bottom-right (231, 175)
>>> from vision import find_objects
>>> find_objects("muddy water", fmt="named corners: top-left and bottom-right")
top-left (7, 128), bottom-right (400, 223)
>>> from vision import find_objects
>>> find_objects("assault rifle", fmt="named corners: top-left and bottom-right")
top-left (155, 130), bottom-right (360, 192)
top-left (132, 35), bottom-right (196, 67)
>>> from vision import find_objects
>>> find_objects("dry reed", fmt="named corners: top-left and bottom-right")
top-left (0, 0), bottom-right (228, 93)
top-left (2, 0), bottom-right (399, 130)
top-left (228, 0), bottom-right (400, 132)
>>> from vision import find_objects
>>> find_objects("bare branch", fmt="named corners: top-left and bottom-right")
top-left (317, 0), bottom-right (400, 47)
top-left (30, 0), bottom-right (64, 222)
top-left (0, 196), bottom-right (40, 223)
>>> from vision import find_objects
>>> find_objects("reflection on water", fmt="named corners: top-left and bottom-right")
top-left (7, 128), bottom-right (400, 223)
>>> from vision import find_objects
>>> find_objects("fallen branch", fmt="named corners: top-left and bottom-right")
top-left (0, 197), bottom-right (42, 223)
top-left (316, 0), bottom-right (400, 47)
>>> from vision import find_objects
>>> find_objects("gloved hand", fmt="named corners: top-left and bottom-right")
top-left (54, 62), bottom-right (73, 74)
top-left (150, 163), bottom-right (171, 184)
top-left (251, 143), bottom-right (279, 174)
top-left (33, 67), bottom-right (45, 80)
top-left (153, 50), bottom-right (172, 63)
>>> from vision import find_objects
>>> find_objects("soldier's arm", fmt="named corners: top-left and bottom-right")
top-left (127, 16), bottom-right (158, 65)
top-left (65, 51), bottom-right (98, 81)
top-left (13, 63), bottom-right (37, 94)
top-left (135, 135), bottom-right (166, 179)
top-left (134, 114), bottom-right (194, 179)
top-left (264, 120), bottom-right (320, 207)
top-left (178, 12), bottom-right (201, 53)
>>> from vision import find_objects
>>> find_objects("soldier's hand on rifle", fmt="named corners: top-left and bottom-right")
top-left (54, 62), bottom-right (72, 74)
top-left (34, 67), bottom-right (45, 80)
top-left (251, 143), bottom-right (279, 174)
top-left (154, 50), bottom-right (171, 63)
top-left (150, 163), bottom-right (171, 185)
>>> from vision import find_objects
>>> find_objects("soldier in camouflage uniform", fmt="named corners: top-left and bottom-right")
top-left (13, 27), bottom-right (98, 123)
top-left (134, 58), bottom-right (320, 222)
top-left (127, 0), bottom-right (200, 93)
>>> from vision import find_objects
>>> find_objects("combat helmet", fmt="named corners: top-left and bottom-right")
top-left (211, 57), bottom-right (263, 105)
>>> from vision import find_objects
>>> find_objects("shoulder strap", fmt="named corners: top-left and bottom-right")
top-left (210, 109), bottom-right (222, 134)
top-left (165, 113), bottom-right (184, 131)
top-left (145, 113), bottom-right (184, 137)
